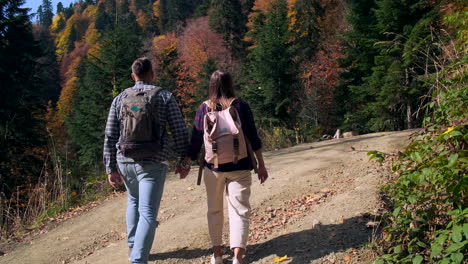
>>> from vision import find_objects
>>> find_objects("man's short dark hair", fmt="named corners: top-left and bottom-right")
top-left (132, 57), bottom-right (153, 78)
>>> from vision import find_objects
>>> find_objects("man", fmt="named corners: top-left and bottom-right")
top-left (103, 57), bottom-right (190, 264)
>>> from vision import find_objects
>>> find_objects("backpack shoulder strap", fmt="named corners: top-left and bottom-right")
top-left (147, 87), bottom-right (163, 122)
top-left (125, 87), bottom-right (137, 97)
top-left (146, 86), bottom-right (163, 98)
top-left (204, 100), bottom-right (216, 112)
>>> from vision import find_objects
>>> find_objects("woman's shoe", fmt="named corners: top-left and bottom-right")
top-left (211, 255), bottom-right (222, 264)
top-left (232, 258), bottom-right (242, 264)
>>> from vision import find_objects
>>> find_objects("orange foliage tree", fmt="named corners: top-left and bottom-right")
top-left (178, 17), bottom-right (229, 83)
top-left (151, 17), bottom-right (231, 118)
top-left (178, 17), bottom-right (233, 116)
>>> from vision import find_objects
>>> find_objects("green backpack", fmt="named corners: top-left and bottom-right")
top-left (119, 87), bottom-right (162, 159)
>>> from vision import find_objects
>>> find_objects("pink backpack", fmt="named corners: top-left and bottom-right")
top-left (203, 99), bottom-right (248, 168)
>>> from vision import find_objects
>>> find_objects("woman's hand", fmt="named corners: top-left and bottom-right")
top-left (253, 149), bottom-right (268, 184)
top-left (108, 171), bottom-right (123, 188)
top-left (176, 157), bottom-right (192, 179)
top-left (258, 165), bottom-right (268, 184)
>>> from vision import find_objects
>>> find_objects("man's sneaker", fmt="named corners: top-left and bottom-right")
top-left (232, 258), bottom-right (241, 264)
top-left (211, 255), bottom-right (222, 264)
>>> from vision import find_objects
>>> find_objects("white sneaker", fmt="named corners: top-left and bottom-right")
top-left (211, 255), bottom-right (222, 264)
top-left (232, 258), bottom-right (241, 264)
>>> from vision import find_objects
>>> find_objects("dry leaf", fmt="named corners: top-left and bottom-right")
top-left (274, 255), bottom-right (290, 262)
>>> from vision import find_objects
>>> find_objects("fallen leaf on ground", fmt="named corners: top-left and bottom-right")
top-left (274, 255), bottom-right (290, 262)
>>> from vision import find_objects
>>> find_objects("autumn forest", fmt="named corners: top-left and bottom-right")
top-left (1, 0), bottom-right (466, 262)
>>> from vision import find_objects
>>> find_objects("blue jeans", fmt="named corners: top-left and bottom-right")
top-left (117, 161), bottom-right (168, 264)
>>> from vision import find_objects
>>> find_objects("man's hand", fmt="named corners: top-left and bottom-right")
top-left (108, 171), bottom-right (123, 189)
top-left (258, 166), bottom-right (268, 184)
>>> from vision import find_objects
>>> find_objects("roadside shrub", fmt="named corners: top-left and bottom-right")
top-left (375, 8), bottom-right (467, 263)
top-left (258, 127), bottom-right (295, 150)
top-left (377, 123), bottom-right (467, 264)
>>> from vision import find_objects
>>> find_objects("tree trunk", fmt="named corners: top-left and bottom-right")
top-left (407, 103), bottom-right (412, 129)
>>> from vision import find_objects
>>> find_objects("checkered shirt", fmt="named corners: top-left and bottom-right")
top-left (103, 81), bottom-right (189, 174)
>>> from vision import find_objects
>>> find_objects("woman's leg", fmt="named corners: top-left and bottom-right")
top-left (225, 170), bottom-right (252, 262)
top-left (204, 168), bottom-right (226, 256)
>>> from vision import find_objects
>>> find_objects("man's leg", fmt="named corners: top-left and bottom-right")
top-left (131, 162), bottom-right (167, 264)
top-left (118, 162), bottom-right (140, 250)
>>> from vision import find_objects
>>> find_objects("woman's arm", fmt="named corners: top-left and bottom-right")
top-left (186, 104), bottom-right (207, 162)
top-left (238, 100), bottom-right (268, 183)
top-left (254, 149), bottom-right (268, 183)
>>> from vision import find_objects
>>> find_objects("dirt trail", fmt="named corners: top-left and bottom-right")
top-left (0, 131), bottom-right (413, 264)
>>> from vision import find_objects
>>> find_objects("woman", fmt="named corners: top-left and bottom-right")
top-left (186, 70), bottom-right (268, 264)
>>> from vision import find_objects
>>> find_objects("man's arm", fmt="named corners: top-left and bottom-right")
top-left (166, 94), bottom-right (189, 158)
top-left (103, 97), bottom-right (120, 174)
top-left (166, 95), bottom-right (190, 178)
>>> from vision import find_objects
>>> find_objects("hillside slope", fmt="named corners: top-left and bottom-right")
top-left (0, 131), bottom-right (414, 264)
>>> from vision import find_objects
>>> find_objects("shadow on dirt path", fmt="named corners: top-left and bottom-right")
top-left (246, 215), bottom-right (374, 263)
top-left (149, 215), bottom-right (375, 263)
top-left (149, 248), bottom-right (211, 261)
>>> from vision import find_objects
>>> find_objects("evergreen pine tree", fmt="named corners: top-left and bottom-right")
top-left (245, 0), bottom-right (298, 126)
top-left (336, 0), bottom-right (380, 131)
top-left (95, 3), bottom-right (112, 33)
top-left (57, 2), bottom-right (64, 14)
top-left (364, 0), bottom-right (438, 130)
top-left (35, 19), bottom-right (61, 104)
top-left (63, 3), bottom-right (74, 20)
top-left (134, 0), bottom-right (151, 10)
top-left (194, 0), bottom-right (211, 17)
top-left (155, 43), bottom-right (180, 93)
top-left (290, 0), bottom-right (323, 59)
top-left (67, 19), bottom-right (141, 166)
top-left (159, 0), bottom-right (169, 31)
top-left (209, 0), bottom-right (247, 58)
top-left (240, 0), bottom-right (254, 16)
top-left (339, 0), bottom-right (440, 132)
top-left (39, 0), bottom-right (53, 27)
top-left (104, 0), bottom-right (116, 16)
top-left (194, 57), bottom-right (217, 109)
top-left (36, 5), bottom-right (43, 24)
top-left (118, 0), bottom-right (130, 18)
top-left (0, 0), bottom-right (45, 198)
top-left (159, 0), bottom-right (199, 32)
top-left (67, 59), bottom-right (112, 166)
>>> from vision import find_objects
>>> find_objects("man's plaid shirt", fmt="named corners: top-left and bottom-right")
top-left (103, 81), bottom-right (189, 174)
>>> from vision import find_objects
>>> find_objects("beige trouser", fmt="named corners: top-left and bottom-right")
top-left (204, 168), bottom-right (252, 249)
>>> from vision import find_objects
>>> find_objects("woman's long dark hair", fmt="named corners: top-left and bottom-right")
top-left (208, 70), bottom-right (235, 109)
